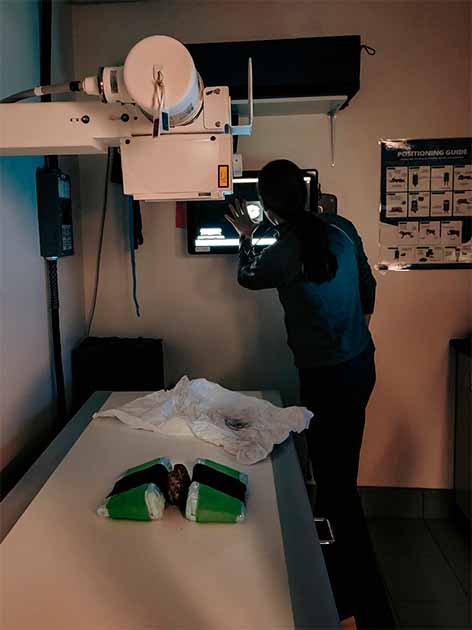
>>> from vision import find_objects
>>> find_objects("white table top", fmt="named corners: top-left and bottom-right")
top-left (1, 391), bottom-right (296, 630)
top-left (1, 390), bottom-right (339, 630)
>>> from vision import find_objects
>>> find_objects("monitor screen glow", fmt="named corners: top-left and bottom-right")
top-left (187, 170), bottom-right (318, 255)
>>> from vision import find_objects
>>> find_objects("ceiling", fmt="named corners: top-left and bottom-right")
top-left (68, 1), bottom-right (142, 4)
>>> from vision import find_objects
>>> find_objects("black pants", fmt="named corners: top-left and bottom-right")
top-left (300, 342), bottom-right (391, 626)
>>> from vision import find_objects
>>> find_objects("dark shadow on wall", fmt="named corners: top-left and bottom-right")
top-left (1, 401), bottom-right (56, 500)
top-left (381, 411), bottom-right (419, 485)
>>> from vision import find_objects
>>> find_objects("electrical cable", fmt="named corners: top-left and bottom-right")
top-left (39, 0), bottom-right (57, 174)
top-left (1, 88), bottom-right (36, 104)
top-left (361, 44), bottom-right (377, 56)
top-left (0, 81), bottom-right (82, 104)
top-left (39, 0), bottom-right (67, 427)
top-left (87, 148), bottom-right (112, 336)
top-left (47, 259), bottom-right (67, 427)
top-left (128, 197), bottom-right (141, 318)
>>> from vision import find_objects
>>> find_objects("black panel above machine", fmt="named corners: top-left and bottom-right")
top-left (187, 35), bottom-right (361, 108)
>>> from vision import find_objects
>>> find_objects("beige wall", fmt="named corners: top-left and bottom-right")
top-left (0, 1), bottom-right (86, 470)
top-left (72, 0), bottom-right (471, 489)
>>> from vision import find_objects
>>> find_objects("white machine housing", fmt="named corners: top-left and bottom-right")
top-left (0, 35), bottom-right (253, 202)
top-left (122, 35), bottom-right (202, 126)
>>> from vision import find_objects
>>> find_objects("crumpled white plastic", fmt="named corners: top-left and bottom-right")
top-left (93, 376), bottom-right (314, 464)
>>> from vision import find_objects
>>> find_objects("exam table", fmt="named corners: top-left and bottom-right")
top-left (0, 390), bottom-right (340, 629)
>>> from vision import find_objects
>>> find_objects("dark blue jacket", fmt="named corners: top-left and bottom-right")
top-left (238, 214), bottom-right (376, 368)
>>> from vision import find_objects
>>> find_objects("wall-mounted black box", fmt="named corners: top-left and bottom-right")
top-left (187, 35), bottom-right (361, 105)
top-left (36, 167), bottom-right (74, 258)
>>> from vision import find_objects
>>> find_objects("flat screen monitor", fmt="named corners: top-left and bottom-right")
top-left (187, 169), bottom-right (318, 254)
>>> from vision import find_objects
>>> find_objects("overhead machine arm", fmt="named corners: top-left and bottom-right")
top-left (0, 35), bottom-right (253, 202)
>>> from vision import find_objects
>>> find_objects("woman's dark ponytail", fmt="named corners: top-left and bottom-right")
top-left (295, 213), bottom-right (338, 283)
top-left (258, 160), bottom-right (338, 284)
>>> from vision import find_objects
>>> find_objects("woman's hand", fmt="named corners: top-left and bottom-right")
top-left (225, 198), bottom-right (257, 239)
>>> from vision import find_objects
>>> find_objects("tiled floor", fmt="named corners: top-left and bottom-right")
top-left (367, 517), bottom-right (471, 629)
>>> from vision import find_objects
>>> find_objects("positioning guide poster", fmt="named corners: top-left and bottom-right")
top-left (378, 138), bottom-right (472, 270)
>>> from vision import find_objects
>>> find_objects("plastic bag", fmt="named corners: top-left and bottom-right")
top-left (94, 376), bottom-right (313, 464)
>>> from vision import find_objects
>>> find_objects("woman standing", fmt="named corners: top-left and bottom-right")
top-left (226, 160), bottom-right (389, 628)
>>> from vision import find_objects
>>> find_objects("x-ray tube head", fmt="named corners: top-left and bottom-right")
top-left (123, 35), bottom-right (202, 125)
top-left (85, 36), bottom-right (203, 128)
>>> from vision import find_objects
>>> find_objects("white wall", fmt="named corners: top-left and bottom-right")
top-left (0, 1), bottom-right (86, 471)
top-left (72, 0), bottom-right (471, 489)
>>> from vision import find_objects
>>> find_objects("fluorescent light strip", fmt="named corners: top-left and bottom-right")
top-left (196, 239), bottom-right (239, 246)
top-left (195, 238), bottom-right (277, 247)
top-left (234, 177), bottom-right (312, 184)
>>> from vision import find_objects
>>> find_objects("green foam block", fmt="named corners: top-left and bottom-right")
top-left (185, 482), bottom-right (246, 524)
top-left (97, 483), bottom-right (165, 521)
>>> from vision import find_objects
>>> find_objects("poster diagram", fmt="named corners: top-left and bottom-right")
top-left (397, 221), bottom-right (419, 243)
top-left (408, 166), bottom-right (430, 191)
top-left (378, 137), bottom-right (471, 270)
top-left (431, 166), bottom-right (453, 191)
top-left (431, 191), bottom-right (453, 217)
top-left (444, 247), bottom-right (460, 263)
top-left (415, 247), bottom-right (443, 264)
top-left (386, 167), bottom-right (408, 192)
top-left (454, 165), bottom-right (472, 189)
top-left (418, 221), bottom-right (440, 244)
top-left (441, 221), bottom-right (462, 246)
top-left (386, 192), bottom-right (408, 218)
top-left (453, 190), bottom-right (472, 216)
top-left (408, 192), bottom-right (430, 217)
top-left (459, 247), bottom-right (472, 263)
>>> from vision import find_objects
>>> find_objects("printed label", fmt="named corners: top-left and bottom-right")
top-left (398, 247), bottom-right (415, 263)
top-left (398, 221), bottom-right (419, 244)
top-left (61, 225), bottom-right (73, 251)
top-left (408, 166), bottom-right (430, 191)
top-left (458, 246), bottom-right (472, 263)
top-left (431, 191), bottom-right (453, 217)
top-left (386, 166), bottom-right (408, 192)
top-left (386, 192), bottom-right (408, 218)
top-left (453, 191), bottom-right (472, 216)
top-left (418, 221), bottom-right (440, 244)
top-left (453, 165), bottom-right (472, 190)
top-left (110, 70), bottom-right (119, 94)
top-left (431, 165), bottom-right (453, 191)
top-left (444, 247), bottom-right (459, 263)
top-left (408, 192), bottom-right (430, 217)
top-left (218, 164), bottom-right (229, 188)
top-left (416, 246), bottom-right (443, 263)
top-left (441, 221), bottom-right (462, 245)
top-left (58, 177), bottom-right (71, 199)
